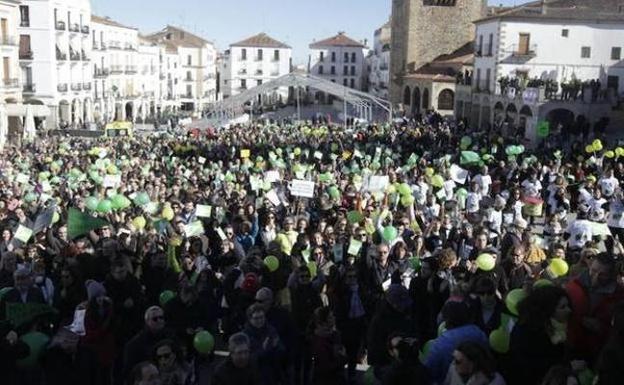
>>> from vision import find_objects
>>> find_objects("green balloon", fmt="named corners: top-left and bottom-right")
top-left (400, 194), bottom-right (415, 206)
top-left (264, 255), bottom-right (280, 272)
top-left (193, 331), bottom-right (215, 355)
top-left (134, 192), bottom-right (150, 206)
top-left (328, 186), bottom-right (340, 199)
top-left (86, 196), bottom-right (99, 211)
top-left (159, 290), bottom-right (176, 307)
top-left (111, 194), bottom-right (130, 210)
top-left (96, 199), bottom-right (113, 213)
top-left (24, 192), bottom-right (37, 203)
top-left (16, 332), bottom-right (50, 369)
top-left (505, 289), bottom-right (527, 316)
top-left (347, 210), bottom-right (364, 224)
top-left (397, 183), bottom-right (411, 196)
top-left (533, 279), bottom-right (553, 288)
top-left (489, 328), bottom-right (510, 353)
top-left (409, 256), bottom-right (421, 271)
top-left (382, 226), bottom-right (398, 242)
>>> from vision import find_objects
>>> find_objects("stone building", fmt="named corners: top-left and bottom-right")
top-left (389, 0), bottom-right (486, 105)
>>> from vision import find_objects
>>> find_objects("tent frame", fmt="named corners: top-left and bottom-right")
top-left (206, 72), bottom-right (392, 127)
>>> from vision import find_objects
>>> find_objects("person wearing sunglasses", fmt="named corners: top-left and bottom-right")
top-left (123, 306), bottom-right (175, 382)
top-left (153, 340), bottom-right (189, 385)
top-left (445, 341), bottom-right (505, 385)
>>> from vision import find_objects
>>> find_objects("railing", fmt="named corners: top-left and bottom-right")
top-left (100, 42), bottom-right (107, 50)
top-left (20, 19), bottom-right (30, 28)
top-left (83, 83), bottom-right (91, 90)
top-left (125, 65), bottom-right (138, 74)
top-left (57, 83), bottom-right (68, 92)
top-left (508, 44), bottom-right (538, 57)
top-left (238, 69), bottom-right (247, 75)
top-left (69, 23), bottom-right (80, 33)
top-left (70, 83), bottom-right (82, 91)
top-left (185, 76), bottom-right (193, 81)
top-left (124, 44), bottom-right (136, 51)
top-left (159, 74), bottom-right (166, 80)
top-left (255, 70), bottom-right (263, 75)
top-left (475, 45), bottom-right (493, 57)
top-left (270, 71), bottom-right (279, 76)
top-left (255, 56), bottom-right (263, 62)
top-left (94, 68), bottom-right (109, 78)
top-left (56, 51), bottom-right (67, 61)
top-left (0, 36), bottom-right (17, 46)
top-left (110, 65), bottom-right (123, 74)
top-left (20, 50), bottom-right (34, 60)
top-left (55, 21), bottom-right (66, 31)
top-left (81, 50), bottom-right (89, 61)
top-left (180, 93), bottom-right (194, 99)
top-left (81, 25), bottom-right (89, 34)
top-left (108, 41), bottom-right (121, 49)
top-left (23, 83), bottom-right (36, 93)
top-left (2, 78), bottom-right (19, 88)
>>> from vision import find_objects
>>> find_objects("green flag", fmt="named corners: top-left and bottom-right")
top-left (6, 302), bottom-right (57, 327)
top-left (537, 121), bottom-right (550, 138)
top-left (67, 207), bottom-right (109, 239)
top-left (460, 151), bottom-right (480, 166)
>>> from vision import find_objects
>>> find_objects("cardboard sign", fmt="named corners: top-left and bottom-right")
top-left (195, 204), bottom-right (212, 218)
top-left (450, 164), bottom-right (469, 185)
top-left (249, 175), bottom-right (262, 191)
top-left (216, 227), bottom-right (227, 240)
top-left (314, 151), bottom-right (323, 160)
top-left (264, 170), bottom-right (281, 183)
top-left (184, 221), bottom-right (205, 237)
top-left (266, 190), bottom-right (281, 206)
top-left (347, 239), bottom-right (362, 256)
top-left (40, 181), bottom-right (52, 192)
top-left (240, 149), bottom-right (250, 159)
top-left (290, 180), bottom-right (315, 198)
top-left (367, 175), bottom-right (389, 193)
top-left (198, 156), bottom-right (206, 164)
top-left (103, 175), bottom-right (121, 188)
top-left (14, 225), bottom-right (33, 243)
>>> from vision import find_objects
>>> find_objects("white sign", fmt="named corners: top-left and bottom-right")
top-left (367, 175), bottom-right (389, 193)
top-left (450, 164), bottom-right (469, 185)
top-left (290, 180), bottom-right (315, 198)
top-left (103, 175), bottom-right (121, 188)
top-left (266, 189), bottom-right (281, 206)
top-left (264, 170), bottom-right (281, 183)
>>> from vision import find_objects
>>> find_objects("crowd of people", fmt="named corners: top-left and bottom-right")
top-left (1, 111), bottom-right (623, 385)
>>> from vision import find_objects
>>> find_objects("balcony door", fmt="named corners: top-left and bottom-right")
top-left (3, 57), bottom-right (9, 84)
top-left (1, 18), bottom-right (7, 42)
top-left (518, 33), bottom-right (530, 55)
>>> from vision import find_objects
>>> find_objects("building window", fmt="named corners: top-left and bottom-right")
top-left (612, 47), bottom-right (621, 60)
top-left (319, 52), bottom-right (324, 62)
top-left (478, 35), bottom-right (483, 55)
top-left (274, 50), bottom-right (279, 61)
top-left (343, 78), bottom-right (348, 86)
top-left (343, 66), bottom-right (348, 75)
top-left (241, 49), bottom-right (247, 60)
top-left (186, 71), bottom-right (191, 81)
top-left (561, 29), bottom-right (569, 37)
top-left (331, 52), bottom-right (336, 62)
top-left (19, 5), bottom-right (29, 27)
top-left (331, 66), bottom-right (335, 75)
top-left (257, 49), bottom-right (263, 61)
top-left (475, 68), bottom-right (481, 90)
top-left (186, 85), bottom-right (192, 96)
top-left (257, 79), bottom-right (262, 86)
top-left (581, 46), bottom-right (591, 58)
top-left (241, 79), bottom-right (247, 88)
top-left (351, 52), bottom-right (356, 62)
top-left (318, 65), bottom-right (323, 75)
top-left (331, 79), bottom-right (336, 83)
top-left (344, 52), bottom-right (349, 62)
top-left (187, 55), bottom-right (192, 65)
top-left (487, 34), bottom-right (493, 56)
top-left (350, 66), bottom-right (356, 76)
top-left (437, 89), bottom-right (455, 110)
top-left (350, 78), bottom-right (355, 88)
top-left (485, 68), bottom-right (491, 92)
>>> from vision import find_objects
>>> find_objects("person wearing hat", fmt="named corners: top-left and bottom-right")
top-left (500, 217), bottom-right (527, 262)
top-left (42, 327), bottom-right (99, 385)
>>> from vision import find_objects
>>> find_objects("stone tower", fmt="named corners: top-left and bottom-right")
top-left (390, 0), bottom-right (487, 103)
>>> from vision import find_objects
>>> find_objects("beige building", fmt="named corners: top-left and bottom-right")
top-left (390, 0), bottom-right (486, 106)
top-left (0, 0), bottom-right (20, 147)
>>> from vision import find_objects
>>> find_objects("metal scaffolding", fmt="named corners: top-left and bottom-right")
top-left (206, 72), bottom-right (391, 126)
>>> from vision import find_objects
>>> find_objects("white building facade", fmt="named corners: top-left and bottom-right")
top-left (220, 33), bottom-right (291, 100)
top-left (368, 21), bottom-right (391, 100)
top-left (460, 0), bottom-right (622, 142)
top-left (19, 0), bottom-right (92, 129)
top-left (309, 32), bottom-right (368, 92)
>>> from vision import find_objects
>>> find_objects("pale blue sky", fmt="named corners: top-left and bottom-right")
top-left (91, 0), bottom-right (520, 64)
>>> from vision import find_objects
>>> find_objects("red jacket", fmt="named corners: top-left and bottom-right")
top-left (566, 277), bottom-right (624, 358)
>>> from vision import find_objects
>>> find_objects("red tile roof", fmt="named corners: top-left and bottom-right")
top-left (309, 32), bottom-right (365, 49)
top-left (231, 33), bottom-right (290, 49)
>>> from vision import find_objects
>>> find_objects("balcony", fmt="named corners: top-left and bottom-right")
top-left (159, 74), bottom-right (166, 80)
top-left (94, 68), bottom-right (109, 78)
top-left (81, 50), bottom-right (89, 61)
top-left (83, 83), bottom-right (91, 90)
top-left (81, 25), bottom-right (89, 34)
top-left (0, 36), bottom-right (17, 46)
top-left (57, 83), bottom-right (68, 92)
top-left (2, 78), bottom-right (19, 89)
top-left (125, 65), bottom-right (138, 74)
top-left (255, 56), bottom-right (263, 62)
top-left (185, 76), bottom-right (193, 81)
top-left (123, 43), bottom-right (136, 51)
top-left (108, 41), bottom-right (121, 49)
top-left (255, 69), bottom-right (263, 76)
top-left (180, 93), bottom-right (194, 99)
top-left (56, 51), bottom-right (67, 61)
top-left (70, 83), bottom-right (82, 91)
top-left (20, 19), bottom-right (30, 28)
top-left (20, 50), bottom-right (33, 60)
top-left (69, 23), bottom-right (80, 33)
top-left (238, 69), bottom-right (247, 75)
top-left (22, 83), bottom-right (36, 93)
top-left (100, 42), bottom-right (107, 50)
top-left (508, 44), bottom-right (537, 58)
top-left (110, 65), bottom-right (123, 74)
top-left (55, 21), bottom-right (66, 31)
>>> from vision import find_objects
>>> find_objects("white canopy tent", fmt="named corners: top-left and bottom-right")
top-left (206, 72), bottom-right (392, 127)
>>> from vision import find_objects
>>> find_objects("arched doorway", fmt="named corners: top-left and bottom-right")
top-left (493, 102), bottom-right (505, 127)
top-left (546, 108), bottom-right (575, 132)
top-left (437, 89), bottom-right (455, 110)
top-left (505, 104), bottom-right (517, 124)
top-left (412, 87), bottom-right (420, 116)
top-left (422, 88), bottom-right (430, 110)
top-left (403, 86), bottom-right (411, 110)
